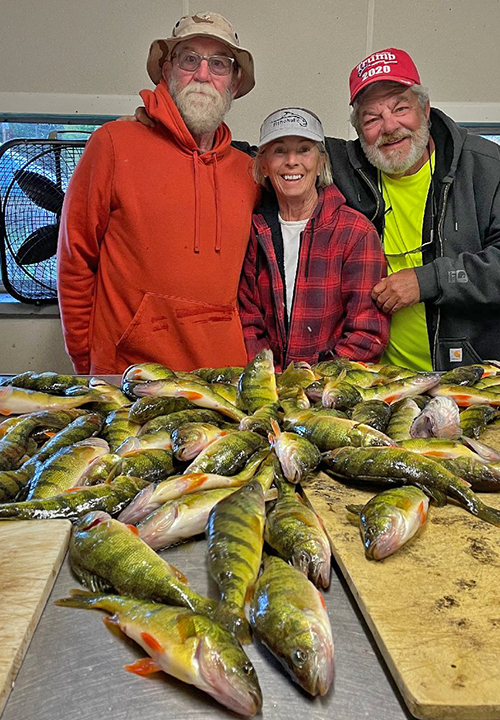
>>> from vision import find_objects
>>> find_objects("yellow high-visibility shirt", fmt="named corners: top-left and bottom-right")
top-left (380, 155), bottom-right (434, 371)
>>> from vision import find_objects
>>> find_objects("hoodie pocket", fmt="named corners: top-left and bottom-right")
top-left (115, 292), bottom-right (247, 370)
top-left (435, 336), bottom-right (483, 370)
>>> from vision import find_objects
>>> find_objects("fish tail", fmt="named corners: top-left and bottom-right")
top-left (55, 589), bottom-right (113, 611)
top-left (214, 601), bottom-right (252, 644)
top-left (474, 501), bottom-right (500, 527)
top-left (449, 484), bottom-right (500, 527)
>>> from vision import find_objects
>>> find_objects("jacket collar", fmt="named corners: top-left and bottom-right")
top-left (254, 184), bottom-right (346, 229)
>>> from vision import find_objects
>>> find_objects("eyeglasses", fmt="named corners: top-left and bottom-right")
top-left (173, 49), bottom-right (235, 76)
top-left (382, 205), bottom-right (435, 258)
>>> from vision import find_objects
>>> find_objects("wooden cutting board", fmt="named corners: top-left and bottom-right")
top-left (0, 520), bottom-right (71, 716)
top-left (304, 473), bottom-right (500, 720)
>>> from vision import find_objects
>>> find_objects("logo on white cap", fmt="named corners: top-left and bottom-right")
top-left (270, 111), bottom-right (308, 129)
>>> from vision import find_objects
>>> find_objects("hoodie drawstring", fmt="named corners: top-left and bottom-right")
top-left (192, 151), bottom-right (222, 254)
top-left (192, 152), bottom-right (200, 253)
top-left (212, 152), bottom-right (221, 252)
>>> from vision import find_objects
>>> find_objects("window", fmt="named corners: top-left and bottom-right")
top-left (460, 123), bottom-right (500, 146)
top-left (0, 113), bottom-right (117, 146)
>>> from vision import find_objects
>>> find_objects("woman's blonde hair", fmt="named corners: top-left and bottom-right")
top-left (253, 140), bottom-right (333, 189)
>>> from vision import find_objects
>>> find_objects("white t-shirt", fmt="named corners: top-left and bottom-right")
top-left (278, 213), bottom-right (309, 320)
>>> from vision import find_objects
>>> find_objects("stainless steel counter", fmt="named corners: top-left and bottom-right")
top-left (2, 537), bottom-right (414, 720)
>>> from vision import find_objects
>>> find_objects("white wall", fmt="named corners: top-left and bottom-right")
top-left (2, 0), bottom-right (500, 140)
top-left (0, 0), bottom-right (499, 372)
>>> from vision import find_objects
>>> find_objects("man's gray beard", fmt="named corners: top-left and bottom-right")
top-left (168, 76), bottom-right (232, 135)
top-left (359, 113), bottom-right (430, 175)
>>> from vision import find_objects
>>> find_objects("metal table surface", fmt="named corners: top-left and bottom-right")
top-left (2, 537), bottom-right (415, 720)
top-left (1, 372), bottom-right (411, 719)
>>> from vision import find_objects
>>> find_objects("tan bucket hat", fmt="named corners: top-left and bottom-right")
top-left (146, 11), bottom-right (255, 99)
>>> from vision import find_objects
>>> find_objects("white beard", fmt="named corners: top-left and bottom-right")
top-left (168, 77), bottom-right (232, 135)
top-left (360, 110), bottom-right (430, 175)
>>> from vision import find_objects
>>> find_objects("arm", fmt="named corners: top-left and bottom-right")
top-left (238, 231), bottom-right (270, 360)
top-left (416, 182), bottom-right (500, 307)
top-left (57, 126), bottom-right (114, 373)
top-left (336, 218), bottom-right (390, 362)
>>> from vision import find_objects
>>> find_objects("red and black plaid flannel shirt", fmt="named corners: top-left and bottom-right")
top-left (238, 184), bottom-right (390, 371)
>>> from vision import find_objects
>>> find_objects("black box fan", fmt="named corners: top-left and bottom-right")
top-left (0, 137), bottom-right (87, 303)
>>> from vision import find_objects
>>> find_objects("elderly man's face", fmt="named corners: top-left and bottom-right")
top-left (162, 37), bottom-right (239, 135)
top-left (356, 83), bottom-right (430, 176)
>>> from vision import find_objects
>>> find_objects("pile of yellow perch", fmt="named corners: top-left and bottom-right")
top-left (1, 353), bottom-right (500, 716)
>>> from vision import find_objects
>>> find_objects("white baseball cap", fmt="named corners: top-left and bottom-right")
top-left (258, 107), bottom-right (325, 148)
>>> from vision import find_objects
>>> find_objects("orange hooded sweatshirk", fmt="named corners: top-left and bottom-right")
top-left (57, 80), bottom-right (258, 375)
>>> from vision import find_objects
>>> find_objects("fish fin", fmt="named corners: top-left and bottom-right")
top-left (270, 418), bottom-right (281, 437)
top-left (414, 483), bottom-right (447, 507)
top-left (70, 564), bottom-right (113, 593)
top-left (183, 391), bottom-right (204, 400)
top-left (103, 613), bottom-right (121, 627)
top-left (175, 615), bottom-right (198, 643)
top-left (124, 658), bottom-right (162, 676)
top-left (141, 631), bottom-right (164, 653)
top-left (127, 524), bottom-right (140, 535)
top-left (316, 589), bottom-right (327, 610)
top-left (346, 503), bottom-right (364, 515)
top-left (103, 615), bottom-right (125, 640)
top-left (214, 602), bottom-right (251, 644)
top-left (168, 563), bottom-right (189, 585)
top-left (417, 500), bottom-right (428, 524)
top-left (62, 487), bottom-right (85, 494)
top-left (244, 584), bottom-right (255, 604)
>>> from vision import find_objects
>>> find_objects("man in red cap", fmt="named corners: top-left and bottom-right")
top-left (57, 11), bottom-right (258, 374)
top-left (327, 47), bottom-right (500, 371)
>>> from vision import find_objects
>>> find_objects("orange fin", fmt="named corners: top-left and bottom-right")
top-left (169, 563), bottom-right (189, 585)
top-left (141, 631), bottom-right (164, 653)
top-left (103, 614), bottom-right (124, 640)
top-left (124, 658), bottom-right (161, 676)
top-left (127, 524), bottom-right (140, 535)
top-left (317, 590), bottom-right (327, 610)
top-left (183, 391), bottom-right (204, 400)
top-left (270, 418), bottom-right (281, 436)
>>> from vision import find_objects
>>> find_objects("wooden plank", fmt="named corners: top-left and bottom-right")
top-left (304, 472), bottom-right (500, 720)
top-left (0, 520), bottom-right (71, 716)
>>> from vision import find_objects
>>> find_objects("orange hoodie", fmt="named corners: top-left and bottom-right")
top-left (57, 80), bottom-right (258, 374)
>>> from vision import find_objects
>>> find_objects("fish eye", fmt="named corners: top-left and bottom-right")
top-left (242, 663), bottom-right (253, 675)
top-left (292, 648), bottom-right (308, 667)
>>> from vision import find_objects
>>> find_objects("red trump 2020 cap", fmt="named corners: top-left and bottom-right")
top-left (349, 48), bottom-right (421, 104)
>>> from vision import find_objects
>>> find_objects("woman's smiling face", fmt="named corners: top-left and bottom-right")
top-left (260, 136), bottom-right (323, 202)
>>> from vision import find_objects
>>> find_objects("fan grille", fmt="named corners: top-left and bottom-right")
top-left (0, 139), bottom-right (87, 303)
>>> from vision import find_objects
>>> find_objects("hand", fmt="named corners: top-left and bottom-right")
top-left (115, 107), bottom-right (156, 127)
top-left (135, 106), bottom-right (156, 128)
top-left (371, 268), bottom-right (420, 314)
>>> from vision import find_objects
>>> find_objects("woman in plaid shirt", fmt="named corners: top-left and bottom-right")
top-left (238, 107), bottom-right (390, 371)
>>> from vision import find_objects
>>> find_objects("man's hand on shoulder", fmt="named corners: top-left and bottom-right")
top-left (115, 107), bottom-right (156, 128)
top-left (372, 268), bottom-right (420, 314)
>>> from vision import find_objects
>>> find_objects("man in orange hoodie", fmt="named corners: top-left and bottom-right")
top-left (57, 12), bottom-right (259, 374)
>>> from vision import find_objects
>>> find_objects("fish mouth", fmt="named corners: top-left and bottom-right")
top-left (117, 483), bottom-right (157, 524)
top-left (197, 640), bottom-right (262, 716)
top-left (293, 549), bottom-right (331, 589)
top-left (309, 629), bottom-right (334, 696)
top-left (78, 510), bottom-right (111, 531)
top-left (365, 514), bottom-right (406, 560)
top-left (286, 625), bottom-right (334, 696)
top-left (137, 503), bottom-right (179, 550)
